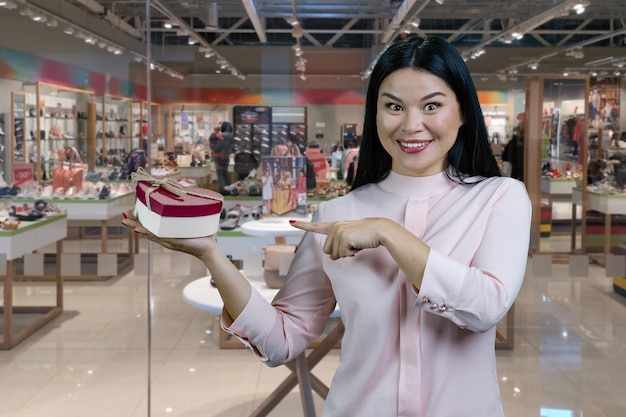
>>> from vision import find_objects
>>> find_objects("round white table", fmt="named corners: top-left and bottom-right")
top-left (240, 216), bottom-right (311, 244)
top-left (183, 274), bottom-right (342, 417)
top-left (183, 276), bottom-right (340, 319)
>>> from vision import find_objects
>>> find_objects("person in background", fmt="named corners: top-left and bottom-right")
top-left (261, 167), bottom-right (274, 216)
top-left (346, 155), bottom-right (358, 188)
top-left (209, 125), bottom-right (222, 157)
top-left (501, 123), bottom-right (524, 181)
top-left (212, 121), bottom-right (233, 194)
top-left (587, 159), bottom-right (607, 185)
top-left (122, 35), bottom-right (531, 417)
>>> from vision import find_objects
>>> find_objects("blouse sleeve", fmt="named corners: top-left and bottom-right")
top-left (221, 207), bottom-right (336, 366)
top-left (417, 179), bottom-right (531, 332)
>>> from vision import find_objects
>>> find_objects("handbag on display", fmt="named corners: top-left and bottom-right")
top-left (52, 146), bottom-right (85, 192)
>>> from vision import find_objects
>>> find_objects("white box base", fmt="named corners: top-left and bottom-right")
top-left (134, 199), bottom-right (221, 238)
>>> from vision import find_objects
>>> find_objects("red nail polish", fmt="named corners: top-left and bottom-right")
top-left (289, 219), bottom-right (296, 224)
top-left (122, 212), bottom-right (128, 219)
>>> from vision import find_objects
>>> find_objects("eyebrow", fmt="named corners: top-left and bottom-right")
top-left (380, 91), bottom-right (447, 102)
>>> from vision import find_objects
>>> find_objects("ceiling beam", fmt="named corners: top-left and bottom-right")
top-left (325, 18), bottom-right (359, 47)
top-left (380, 0), bottom-right (424, 44)
top-left (241, 0), bottom-right (267, 43)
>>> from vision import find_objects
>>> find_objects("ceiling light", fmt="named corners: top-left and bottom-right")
top-left (565, 49), bottom-right (584, 59)
top-left (163, 21), bottom-right (173, 29)
top-left (20, 8), bottom-right (33, 17)
top-left (435, 0), bottom-right (444, 4)
top-left (188, 37), bottom-right (197, 45)
top-left (573, 2), bottom-right (588, 14)
top-left (46, 18), bottom-right (58, 27)
top-left (292, 25), bottom-right (304, 38)
top-left (63, 26), bottom-right (75, 35)
top-left (286, 16), bottom-right (299, 26)
top-left (411, 19), bottom-right (420, 28)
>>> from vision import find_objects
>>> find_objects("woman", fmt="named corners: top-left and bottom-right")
top-left (123, 35), bottom-right (530, 416)
top-left (212, 121), bottom-right (233, 194)
top-left (261, 167), bottom-right (274, 216)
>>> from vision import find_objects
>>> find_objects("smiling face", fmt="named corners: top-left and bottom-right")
top-left (376, 68), bottom-right (464, 177)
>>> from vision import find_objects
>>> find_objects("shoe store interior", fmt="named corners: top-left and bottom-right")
top-left (1, 0), bottom-right (626, 416)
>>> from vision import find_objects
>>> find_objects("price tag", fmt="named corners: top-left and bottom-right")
top-left (12, 163), bottom-right (34, 186)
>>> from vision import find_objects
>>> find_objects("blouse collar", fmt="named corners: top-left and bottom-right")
top-left (377, 169), bottom-right (457, 198)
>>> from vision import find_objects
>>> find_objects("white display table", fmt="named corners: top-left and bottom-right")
top-left (183, 274), bottom-right (341, 417)
top-left (572, 188), bottom-right (626, 256)
top-left (216, 216), bottom-right (311, 260)
top-left (176, 165), bottom-right (213, 187)
top-left (240, 216), bottom-right (311, 243)
top-left (11, 193), bottom-right (135, 279)
top-left (0, 213), bottom-right (67, 349)
top-left (541, 177), bottom-right (576, 196)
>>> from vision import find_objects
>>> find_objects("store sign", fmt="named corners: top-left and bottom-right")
top-left (12, 163), bottom-right (34, 186)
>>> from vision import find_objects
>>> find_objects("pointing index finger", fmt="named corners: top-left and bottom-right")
top-left (290, 220), bottom-right (332, 235)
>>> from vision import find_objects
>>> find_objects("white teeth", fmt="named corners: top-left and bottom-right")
top-left (401, 142), bottom-right (429, 149)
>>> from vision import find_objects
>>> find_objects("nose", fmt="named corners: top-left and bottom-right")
top-left (401, 108), bottom-right (425, 133)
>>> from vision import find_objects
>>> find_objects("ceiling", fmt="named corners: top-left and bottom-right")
top-left (18, 0), bottom-right (626, 80)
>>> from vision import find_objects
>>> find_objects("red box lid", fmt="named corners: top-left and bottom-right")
top-left (136, 181), bottom-right (223, 217)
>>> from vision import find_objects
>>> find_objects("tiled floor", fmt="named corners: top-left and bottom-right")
top-left (2, 238), bottom-right (626, 417)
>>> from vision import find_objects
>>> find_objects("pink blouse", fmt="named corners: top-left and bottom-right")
top-left (224, 170), bottom-right (531, 417)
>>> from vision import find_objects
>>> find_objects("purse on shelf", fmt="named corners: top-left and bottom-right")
top-left (52, 146), bottom-right (85, 192)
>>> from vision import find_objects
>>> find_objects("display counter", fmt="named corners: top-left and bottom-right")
top-left (572, 187), bottom-right (626, 256)
top-left (176, 165), bottom-right (213, 187)
top-left (10, 192), bottom-right (135, 279)
top-left (0, 213), bottom-right (67, 349)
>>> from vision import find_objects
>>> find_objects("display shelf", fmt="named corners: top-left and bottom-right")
top-left (132, 101), bottom-right (163, 154)
top-left (0, 213), bottom-right (67, 350)
top-left (10, 91), bottom-right (26, 168)
top-left (232, 106), bottom-right (308, 161)
top-left (96, 94), bottom-right (133, 168)
top-left (18, 82), bottom-right (95, 182)
top-left (481, 104), bottom-right (512, 144)
top-left (167, 103), bottom-right (227, 155)
top-left (0, 112), bottom-right (6, 184)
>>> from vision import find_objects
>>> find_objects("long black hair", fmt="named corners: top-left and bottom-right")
top-left (351, 35), bottom-right (500, 191)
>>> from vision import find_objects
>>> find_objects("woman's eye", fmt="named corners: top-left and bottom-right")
top-left (388, 103), bottom-right (403, 111)
top-left (424, 103), bottom-right (439, 112)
